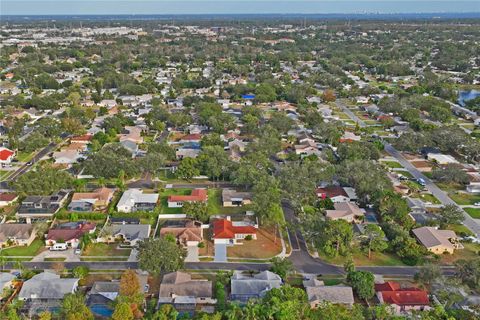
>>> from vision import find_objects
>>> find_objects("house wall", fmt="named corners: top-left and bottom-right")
top-left (167, 201), bottom-right (183, 208)
top-left (427, 245), bottom-right (454, 255)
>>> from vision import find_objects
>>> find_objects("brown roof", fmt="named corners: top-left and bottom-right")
top-left (160, 225), bottom-right (203, 243)
top-left (412, 227), bottom-right (459, 250)
top-left (0, 224), bottom-right (34, 242)
top-left (0, 193), bottom-right (18, 202)
top-left (159, 272), bottom-right (212, 298)
top-left (316, 186), bottom-right (348, 199)
top-left (326, 202), bottom-right (364, 220)
top-left (71, 187), bottom-right (115, 203)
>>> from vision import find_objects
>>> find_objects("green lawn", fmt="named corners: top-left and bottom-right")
top-left (449, 193), bottom-right (480, 206)
top-left (16, 151), bottom-right (34, 162)
top-left (0, 170), bottom-right (10, 180)
top-left (411, 192), bottom-right (441, 205)
top-left (318, 247), bottom-right (406, 267)
top-left (1, 239), bottom-right (44, 257)
top-left (464, 208), bottom-right (480, 219)
top-left (82, 243), bottom-right (131, 257)
top-left (448, 224), bottom-right (474, 237)
top-left (382, 161), bottom-right (403, 169)
top-left (397, 171), bottom-right (414, 179)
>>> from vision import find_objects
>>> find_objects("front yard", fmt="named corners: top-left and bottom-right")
top-left (464, 207), bottom-right (480, 219)
top-left (438, 242), bottom-right (480, 265)
top-left (317, 247), bottom-right (406, 267)
top-left (437, 182), bottom-right (480, 206)
top-left (1, 239), bottom-right (45, 257)
top-left (227, 228), bottom-right (282, 259)
top-left (82, 243), bottom-right (131, 257)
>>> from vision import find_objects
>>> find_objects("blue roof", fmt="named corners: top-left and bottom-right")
top-left (241, 94), bottom-right (256, 99)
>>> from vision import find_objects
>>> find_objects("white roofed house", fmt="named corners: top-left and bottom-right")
top-left (97, 223), bottom-right (151, 247)
top-left (303, 277), bottom-right (354, 308)
top-left (116, 189), bottom-right (159, 213)
top-left (52, 150), bottom-right (84, 166)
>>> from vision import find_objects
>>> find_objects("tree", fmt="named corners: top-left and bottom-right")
top-left (61, 293), bottom-right (93, 320)
top-left (182, 201), bottom-right (209, 222)
top-left (376, 190), bottom-right (411, 228)
top-left (314, 219), bottom-right (353, 257)
top-left (197, 146), bottom-right (231, 181)
top-left (438, 204), bottom-right (465, 226)
top-left (455, 258), bottom-right (480, 290)
top-left (432, 164), bottom-right (470, 185)
top-left (83, 143), bottom-right (138, 179)
top-left (119, 269), bottom-right (141, 297)
top-left (414, 263), bottom-right (442, 288)
top-left (269, 112), bottom-right (294, 134)
top-left (152, 305), bottom-right (179, 320)
top-left (38, 311), bottom-right (52, 320)
top-left (139, 152), bottom-right (166, 175)
top-left (176, 157), bottom-right (200, 181)
top-left (347, 270), bottom-right (375, 300)
top-left (361, 224), bottom-right (388, 259)
top-left (13, 165), bottom-right (74, 196)
top-left (322, 89), bottom-right (336, 102)
top-left (112, 302), bottom-right (134, 320)
top-left (270, 257), bottom-right (294, 280)
top-left (137, 238), bottom-right (186, 276)
top-left (72, 265), bottom-right (89, 279)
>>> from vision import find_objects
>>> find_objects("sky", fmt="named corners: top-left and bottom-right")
top-left (1, 0), bottom-right (480, 15)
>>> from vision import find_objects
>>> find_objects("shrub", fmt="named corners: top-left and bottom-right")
top-left (245, 235), bottom-right (253, 241)
top-left (197, 242), bottom-right (205, 248)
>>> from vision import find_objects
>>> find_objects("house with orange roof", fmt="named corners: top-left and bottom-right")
top-left (375, 281), bottom-right (430, 314)
top-left (160, 220), bottom-right (203, 247)
top-left (212, 218), bottom-right (257, 245)
top-left (0, 147), bottom-right (15, 165)
top-left (70, 134), bottom-right (93, 145)
top-left (167, 189), bottom-right (208, 208)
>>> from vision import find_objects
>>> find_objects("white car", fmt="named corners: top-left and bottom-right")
top-left (474, 202), bottom-right (480, 207)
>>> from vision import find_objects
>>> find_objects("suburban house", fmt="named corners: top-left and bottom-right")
top-left (222, 189), bottom-right (252, 207)
top-left (212, 218), bottom-right (257, 245)
top-left (375, 281), bottom-right (430, 314)
top-left (0, 193), bottom-right (18, 207)
top-left (46, 221), bottom-right (96, 249)
top-left (18, 272), bottom-right (79, 316)
top-left (87, 281), bottom-right (119, 312)
top-left (160, 220), bottom-right (203, 247)
top-left (97, 223), bottom-right (151, 246)
top-left (316, 186), bottom-right (351, 203)
top-left (412, 227), bottom-right (463, 254)
top-left (179, 133), bottom-right (202, 144)
top-left (303, 277), bottom-right (354, 308)
top-left (326, 202), bottom-right (365, 223)
top-left (339, 131), bottom-right (361, 143)
top-left (158, 272), bottom-right (216, 312)
top-left (0, 147), bottom-right (15, 165)
top-left (52, 150), bottom-right (84, 165)
top-left (426, 153), bottom-right (458, 165)
top-left (70, 134), bottom-right (93, 145)
top-left (230, 271), bottom-right (282, 303)
top-left (175, 148), bottom-right (201, 160)
top-left (466, 182), bottom-right (480, 194)
top-left (0, 224), bottom-right (36, 247)
top-left (167, 189), bottom-right (208, 208)
top-left (0, 273), bottom-right (16, 298)
top-left (16, 190), bottom-right (70, 223)
top-left (119, 126), bottom-right (144, 144)
top-left (116, 189), bottom-right (159, 213)
top-left (68, 187), bottom-right (115, 212)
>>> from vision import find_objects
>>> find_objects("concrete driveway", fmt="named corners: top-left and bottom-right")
top-left (31, 248), bottom-right (80, 262)
top-left (185, 245), bottom-right (199, 262)
top-left (214, 243), bottom-right (227, 262)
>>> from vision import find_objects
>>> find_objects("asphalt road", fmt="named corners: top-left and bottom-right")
top-left (335, 101), bottom-right (367, 128)
top-left (384, 143), bottom-right (480, 238)
top-left (0, 142), bottom-right (59, 190)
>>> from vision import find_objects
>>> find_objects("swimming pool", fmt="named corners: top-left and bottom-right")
top-left (89, 304), bottom-right (113, 317)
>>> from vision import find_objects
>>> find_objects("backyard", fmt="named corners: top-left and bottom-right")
top-left (159, 188), bottom-right (192, 214)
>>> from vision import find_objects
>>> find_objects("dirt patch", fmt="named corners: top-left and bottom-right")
top-left (227, 228), bottom-right (282, 259)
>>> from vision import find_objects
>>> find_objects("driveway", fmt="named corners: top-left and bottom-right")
top-left (31, 248), bottom-right (80, 262)
top-left (185, 245), bottom-right (199, 262)
top-left (214, 243), bottom-right (227, 262)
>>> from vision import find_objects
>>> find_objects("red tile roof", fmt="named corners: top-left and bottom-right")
top-left (70, 134), bottom-right (93, 142)
top-left (0, 148), bottom-right (14, 161)
top-left (375, 282), bottom-right (429, 306)
top-left (168, 189), bottom-right (208, 203)
top-left (46, 223), bottom-right (96, 242)
top-left (316, 186), bottom-right (348, 199)
top-left (181, 133), bottom-right (202, 141)
top-left (213, 219), bottom-right (257, 239)
top-left (0, 193), bottom-right (18, 202)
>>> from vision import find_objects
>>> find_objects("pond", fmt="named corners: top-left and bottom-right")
top-left (458, 89), bottom-right (480, 106)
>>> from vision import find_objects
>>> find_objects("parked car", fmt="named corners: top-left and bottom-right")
top-left (474, 202), bottom-right (480, 207)
top-left (50, 243), bottom-right (68, 251)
